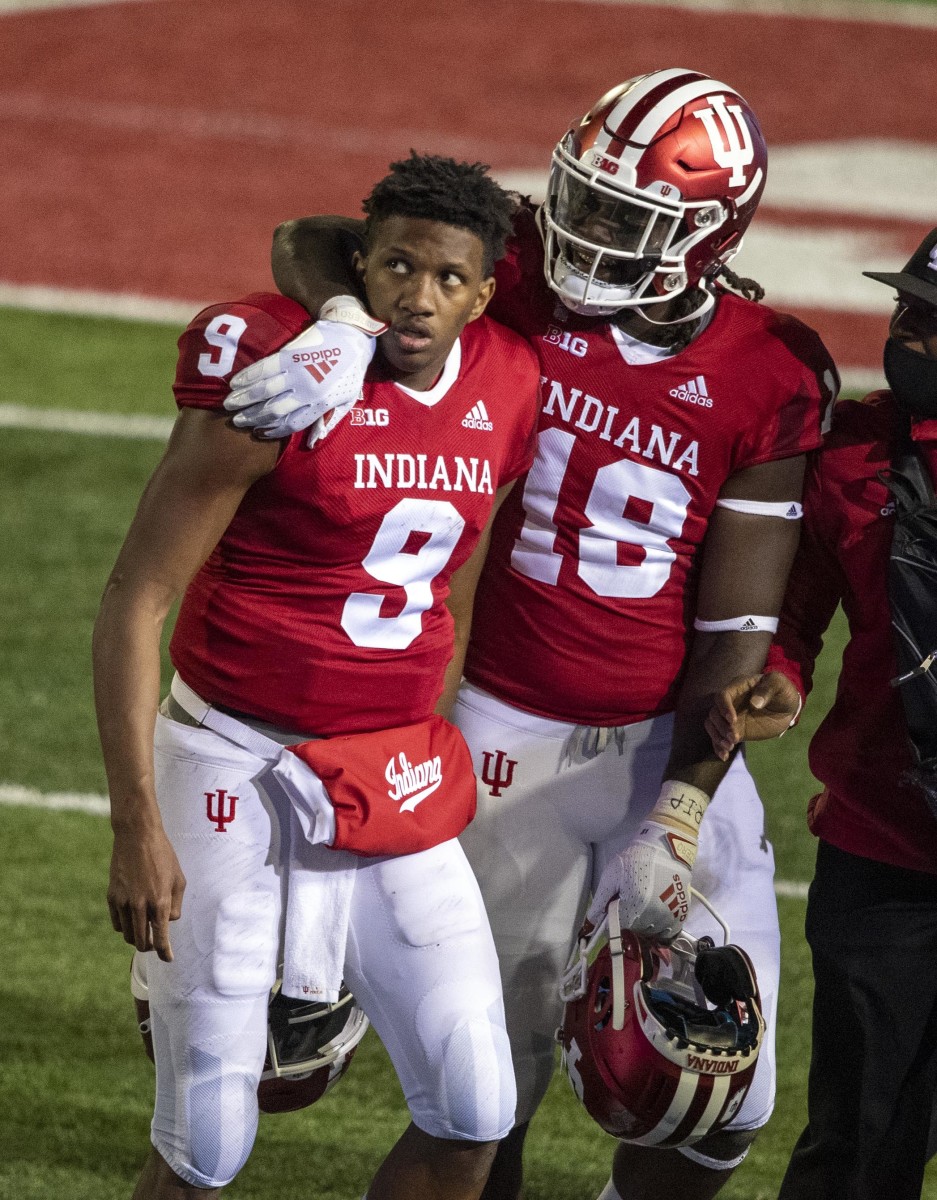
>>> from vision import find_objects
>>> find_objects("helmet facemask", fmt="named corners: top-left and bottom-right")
top-left (544, 135), bottom-right (731, 317)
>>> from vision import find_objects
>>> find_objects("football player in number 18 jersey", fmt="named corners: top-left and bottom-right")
top-left (233, 70), bottom-right (838, 1200)
top-left (93, 155), bottom-right (541, 1200)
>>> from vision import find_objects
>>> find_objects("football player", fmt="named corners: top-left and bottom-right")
top-left (93, 154), bottom-right (542, 1200)
top-left (224, 70), bottom-right (838, 1200)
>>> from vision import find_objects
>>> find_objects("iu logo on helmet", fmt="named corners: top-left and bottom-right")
top-left (694, 95), bottom-right (755, 187)
top-left (205, 789), bottom-right (237, 832)
top-left (480, 749), bottom-right (518, 797)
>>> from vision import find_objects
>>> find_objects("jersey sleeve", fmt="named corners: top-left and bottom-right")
top-left (172, 292), bottom-right (312, 411)
top-left (736, 314), bottom-right (840, 469)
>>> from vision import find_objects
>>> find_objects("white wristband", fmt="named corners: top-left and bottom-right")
top-left (652, 779), bottom-right (711, 833)
top-left (693, 615), bottom-right (779, 634)
top-left (318, 294), bottom-right (388, 336)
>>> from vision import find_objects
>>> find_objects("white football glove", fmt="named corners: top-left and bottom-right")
top-left (586, 781), bottom-right (710, 942)
top-left (224, 295), bottom-right (388, 441)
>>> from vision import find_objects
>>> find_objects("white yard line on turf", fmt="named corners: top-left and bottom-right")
top-left (0, 782), bottom-right (812, 896)
top-left (0, 404), bottom-right (174, 439)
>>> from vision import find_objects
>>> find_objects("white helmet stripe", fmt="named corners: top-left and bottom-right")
top-left (594, 77), bottom-right (749, 180)
top-left (622, 80), bottom-right (745, 166)
top-left (594, 69), bottom-right (704, 155)
top-left (629, 1069), bottom-right (701, 1145)
top-left (684, 1075), bottom-right (732, 1143)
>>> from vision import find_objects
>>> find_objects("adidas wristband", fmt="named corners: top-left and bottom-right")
top-left (693, 615), bottom-right (779, 633)
top-left (715, 498), bottom-right (803, 519)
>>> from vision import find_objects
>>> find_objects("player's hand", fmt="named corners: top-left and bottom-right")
top-left (586, 820), bottom-right (695, 943)
top-left (107, 827), bottom-right (186, 962)
top-left (706, 671), bottom-right (802, 761)
top-left (224, 296), bottom-right (388, 441)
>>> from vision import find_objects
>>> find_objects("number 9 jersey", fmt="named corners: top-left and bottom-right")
top-left (170, 292), bottom-right (540, 736)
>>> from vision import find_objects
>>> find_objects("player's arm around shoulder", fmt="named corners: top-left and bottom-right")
top-left (93, 397), bottom-right (279, 962)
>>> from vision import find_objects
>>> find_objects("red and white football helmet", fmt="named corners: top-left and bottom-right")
top-left (130, 953), bottom-right (369, 1114)
top-left (558, 899), bottom-right (764, 1147)
top-left (542, 68), bottom-right (768, 316)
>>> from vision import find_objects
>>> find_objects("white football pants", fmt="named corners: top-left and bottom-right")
top-left (146, 712), bottom-right (515, 1189)
top-left (454, 682), bottom-right (779, 1137)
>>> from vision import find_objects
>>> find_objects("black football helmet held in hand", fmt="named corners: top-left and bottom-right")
top-left (130, 953), bottom-right (369, 1114)
top-left (558, 898), bottom-right (763, 1146)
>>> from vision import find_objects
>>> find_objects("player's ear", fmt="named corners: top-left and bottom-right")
top-left (467, 276), bottom-right (496, 323)
top-left (352, 249), bottom-right (367, 282)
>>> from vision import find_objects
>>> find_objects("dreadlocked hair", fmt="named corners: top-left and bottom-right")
top-left (362, 152), bottom-right (515, 275)
top-left (718, 265), bottom-right (765, 303)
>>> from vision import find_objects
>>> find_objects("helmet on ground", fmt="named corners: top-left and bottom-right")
top-left (542, 68), bottom-right (768, 316)
top-left (129, 953), bottom-right (369, 1114)
top-left (558, 899), bottom-right (764, 1146)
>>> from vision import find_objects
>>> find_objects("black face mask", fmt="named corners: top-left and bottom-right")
top-left (883, 337), bottom-right (937, 420)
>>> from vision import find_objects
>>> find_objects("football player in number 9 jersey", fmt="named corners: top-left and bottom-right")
top-left (231, 71), bottom-right (838, 1200)
top-left (93, 154), bottom-right (541, 1200)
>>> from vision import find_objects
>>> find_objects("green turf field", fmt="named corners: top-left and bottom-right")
top-left (1, 305), bottom-right (934, 1198)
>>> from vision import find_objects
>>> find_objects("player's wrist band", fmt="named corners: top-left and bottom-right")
top-left (318, 294), bottom-right (388, 336)
top-left (652, 779), bottom-right (711, 834)
top-left (693, 615), bottom-right (779, 633)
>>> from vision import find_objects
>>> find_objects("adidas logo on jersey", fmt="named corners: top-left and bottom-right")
top-left (461, 401), bottom-right (493, 431)
top-left (670, 375), bottom-right (713, 408)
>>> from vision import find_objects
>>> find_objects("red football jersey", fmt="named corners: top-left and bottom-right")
top-left (170, 293), bottom-right (540, 735)
top-left (465, 207), bottom-right (838, 726)
top-left (766, 394), bottom-right (937, 875)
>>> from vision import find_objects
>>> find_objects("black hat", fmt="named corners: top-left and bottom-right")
top-left (863, 228), bottom-right (937, 309)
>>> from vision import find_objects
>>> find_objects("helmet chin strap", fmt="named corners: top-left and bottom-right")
top-left (634, 283), bottom-right (716, 328)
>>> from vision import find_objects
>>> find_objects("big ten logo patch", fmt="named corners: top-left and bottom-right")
top-left (544, 326), bottom-right (588, 358)
top-left (350, 408), bottom-right (390, 427)
top-left (480, 749), bottom-right (518, 797)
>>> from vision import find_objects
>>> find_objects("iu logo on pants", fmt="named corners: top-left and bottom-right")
top-left (480, 750), bottom-right (518, 797)
top-left (205, 789), bottom-right (237, 832)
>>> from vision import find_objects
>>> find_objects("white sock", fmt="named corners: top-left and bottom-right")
top-left (596, 1181), bottom-right (624, 1200)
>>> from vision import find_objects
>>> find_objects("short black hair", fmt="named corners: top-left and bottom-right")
top-left (361, 152), bottom-right (515, 275)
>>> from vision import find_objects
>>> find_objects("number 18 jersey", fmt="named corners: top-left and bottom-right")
top-left (465, 210), bottom-right (837, 726)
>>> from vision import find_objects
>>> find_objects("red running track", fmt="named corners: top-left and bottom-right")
top-left (2, 0), bottom-right (934, 369)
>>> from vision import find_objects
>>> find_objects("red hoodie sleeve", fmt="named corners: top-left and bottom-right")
top-left (764, 449), bottom-right (846, 704)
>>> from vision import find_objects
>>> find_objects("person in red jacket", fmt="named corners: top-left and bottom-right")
top-left (707, 228), bottom-right (937, 1200)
